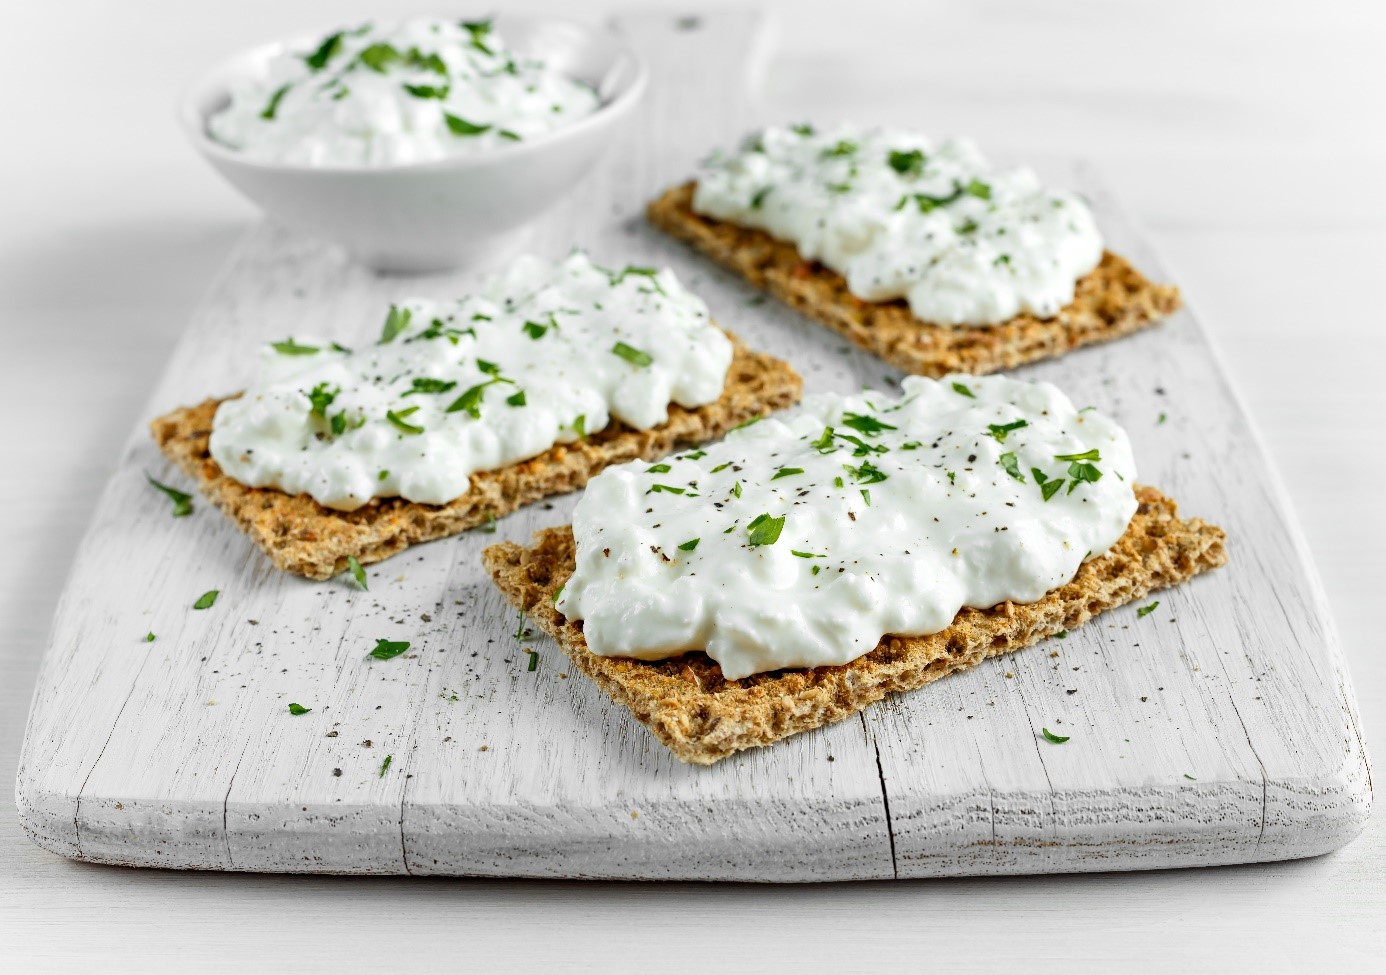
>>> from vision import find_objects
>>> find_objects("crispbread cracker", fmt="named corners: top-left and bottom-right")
top-left (647, 182), bottom-right (1182, 376)
top-left (483, 485), bottom-right (1227, 764)
top-left (151, 333), bottom-right (801, 580)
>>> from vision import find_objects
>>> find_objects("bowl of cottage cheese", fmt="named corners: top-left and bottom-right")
top-left (181, 16), bottom-right (646, 272)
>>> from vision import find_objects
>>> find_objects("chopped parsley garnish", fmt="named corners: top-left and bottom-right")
top-left (710, 462), bottom-right (732, 473)
top-left (731, 481), bottom-right (742, 498)
top-left (836, 433), bottom-right (887, 456)
top-left (750, 186), bottom-right (772, 209)
top-left (302, 31), bottom-right (345, 71)
top-left (987, 419), bottom-right (1029, 442)
top-left (842, 413), bottom-right (897, 436)
top-left (571, 414), bottom-right (587, 441)
top-left (1158, 411), bottom-right (1168, 425)
top-left (1033, 468), bottom-right (1065, 501)
top-left (790, 123), bottom-right (815, 136)
top-left (771, 466), bottom-right (804, 480)
top-left (998, 452), bottom-right (1025, 482)
top-left (1054, 449), bottom-right (1102, 463)
top-left (499, 129), bottom-right (522, 142)
top-left (304, 382), bottom-right (339, 417)
top-left (476, 358), bottom-right (501, 375)
top-left (887, 148), bottom-right (925, 177)
top-left (192, 590), bottom-right (219, 610)
top-left (526, 649), bottom-right (539, 672)
top-left (329, 410), bottom-right (364, 437)
top-left (379, 754), bottom-right (393, 777)
top-left (347, 555), bottom-right (368, 591)
top-left (820, 139), bottom-right (858, 158)
top-left (403, 377), bottom-right (456, 397)
top-left (522, 319), bottom-right (551, 340)
top-left (608, 265), bottom-right (660, 285)
top-left (403, 82), bottom-right (450, 99)
top-left (288, 703), bottom-right (311, 716)
top-left (146, 473), bottom-right (193, 517)
top-left (1066, 461), bottom-right (1102, 493)
top-left (446, 379), bottom-right (509, 418)
top-left (271, 338), bottom-right (319, 356)
top-left (445, 114), bottom-right (491, 136)
top-left (506, 389), bottom-right (526, 407)
top-left (682, 450), bottom-right (707, 460)
top-left (260, 84), bottom-right (292, 120)
top-left (478, 513), bottom-right (497, 534)
top-left (1137, 601), bottom-right (1160, 618)
top-left (368, 639), bottom-right (410, 660)
top-left (646, 463), bottom-right (672, 474)
top-left (791, 550), bottom-right (823, 559)
top-left (730, 416), bottom-right (762, 433)
top-left (386, 407), bottom-right (425, 435)
top-left (746, 513), bottom-right (785, 547)
top-left (860, 489), bottom-right (872, 506)
top-left (952, 381), bottom-right (976, 398)
top-left (647, 484), bottom-right (685, 495)
top-left (143, 632), bottom-right (156, 643)
top-left (358, 42), bottom-right (401, 73)
top-left (964, 178), bottom-right (992, 200)
top-left (378, 470), bottom-right (389, 481)
top-left (811, 426), bottom-right (836, 452)
top-left (461, 17), bottom-right (494, 53)
top-left (993, 253), bottom-right (1012, 267)
top-left (843, 460), bottom-right (888, 484)
top-left (1041, 728), bottom-right (1070, 744)
top-left (379, 305), bottom-right (411, 343)
top-left (678, 538), bottom-right (700, 551)
top-left (611, 341), bottom-right (653, 367)
top-left (957, 218), bottom-right (979, 234)
top-left (897, 181), bottom-right (965, 213)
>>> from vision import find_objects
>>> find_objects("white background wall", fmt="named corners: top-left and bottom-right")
top-left (2, 1), bottom-right (1382, 970)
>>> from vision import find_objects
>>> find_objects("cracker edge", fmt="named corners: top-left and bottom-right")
top-left (483, 485), bottom-right (1228, 764)
top-left (647, 182), bottom-right (1182, 376)
top-left (149, 333), bottom-right (802, 580)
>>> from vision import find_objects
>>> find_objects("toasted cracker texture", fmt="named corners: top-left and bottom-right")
top-left (483, 486), bottom-right (1227, 764)
top-left (150, 334), bottom-right (801, 580)
top-left (647, 182), bottom-right (1182, 376)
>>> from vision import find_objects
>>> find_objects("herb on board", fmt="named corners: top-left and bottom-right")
top-left (288, 703), bottom-right (312, 715)
top-left (1041, 727), bottom-right (1070, 744)
top-left (1137, 601), bottom-right (1160, 618)
top-left (146, 473), bottom-right (194, 517)
top-left (369, 639), bottom-right (410, 660)
top-left (525, 649), bottom-right (539, 672)
top-left (143, 632), bottom-right (156, 643)
top-left (347, 555), bottom-right (368, 591)
top-left (193, 590), bottom-right (219, 610)
top-left (379, 754), bottom-right (393, 777)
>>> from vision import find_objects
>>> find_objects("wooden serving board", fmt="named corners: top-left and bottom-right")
top-left (16, 10), bottom-right (1370, 881)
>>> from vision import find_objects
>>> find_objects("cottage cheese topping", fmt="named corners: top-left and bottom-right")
top-left (558, 375), bottom-right (1137, 679)
top-left (208, 254), bottom-right (731, 510)
top-left (208, 18), bottom-right (601, 165)
top-left (692, 125), bottom-right (1104, 327)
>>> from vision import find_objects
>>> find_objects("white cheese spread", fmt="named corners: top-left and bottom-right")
top-left (208, 18), bottom-right (601, 166)
top-left (558, 374), bottom-right (1137, 679)
top-left (692, 125), bottom-right (1104, 327)
top-left (208, 253), bottom-right (732, 510)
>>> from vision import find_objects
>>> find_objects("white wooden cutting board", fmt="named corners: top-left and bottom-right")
top-left (15, 10), bottom-right (1371, 881)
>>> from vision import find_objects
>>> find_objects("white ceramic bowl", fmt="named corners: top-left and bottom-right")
top-left (180, 16), bottom-right (647, 273)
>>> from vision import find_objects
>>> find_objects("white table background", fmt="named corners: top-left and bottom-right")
top-left (2, 0), bottom-right (1381, 970)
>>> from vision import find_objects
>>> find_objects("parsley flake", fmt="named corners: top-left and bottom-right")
top-left (678, 538), bottom-right (700, 551)
top-left (369, 639), bottom-right (410, 660)
top-left (611, 341), bottom-right (653, 367)
top-left (1137, 601), bottom-right (1160, 618)
top-left (347, 555), bottom-right (368, 591)
top-left (1041, 728), bottom-right (1070, 744)
top-left (746, 513), bottom-right (785, 547)
top-left (386, 407), bottom-right (425, 435)
top-left (146, 473), bottom-right (193, 517)
top-left (987, 419), bottom-right (1029, 442)
top-left (952, 381), bottom-right (976, 398)
top-left (288, 703), bottom-right (311, 716)
top-left (192, 590), bottom-right (219, 610)
top-left (271, 338), bottom-right (319, 356)
top-left (379, 305), bottom-right (412, 344)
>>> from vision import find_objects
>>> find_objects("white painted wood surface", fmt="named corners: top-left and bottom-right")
top-left (12, 8), bottom-right (1370, 882)
top-left (6, 1), bottom-right (1386, 969)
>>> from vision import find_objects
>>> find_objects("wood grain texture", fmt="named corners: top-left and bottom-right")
top-left (13, 8), bottom-right (1371, 882)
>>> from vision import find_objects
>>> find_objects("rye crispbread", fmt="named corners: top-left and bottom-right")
top-left (647, 182), bottom-right (1182, 377)
top-left (150, 334), bottom-right (801, 580)
top-left (483, 485), bottom-right (1227, 764)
